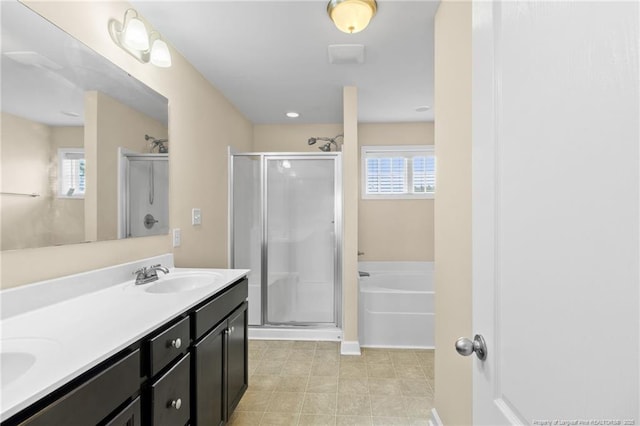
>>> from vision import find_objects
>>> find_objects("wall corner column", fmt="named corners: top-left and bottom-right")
top-left (341, 86), bottom-right (360, 355)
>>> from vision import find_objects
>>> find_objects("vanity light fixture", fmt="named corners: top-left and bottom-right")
top-left (109, 8), bottom-right (172, 68)
top-left (327, 0), bottom-right (377, 34)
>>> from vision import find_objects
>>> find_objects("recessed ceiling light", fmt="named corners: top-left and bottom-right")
top-left (61, 111), bottom-right (80, 117)
top-left (415, 106), bottom-right (431, 112)
top-left (286, 112), bottom-right (300, 118)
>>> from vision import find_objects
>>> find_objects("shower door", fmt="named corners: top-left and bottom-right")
top-left (265, 156), bottom-right (340, 325)
top-left (231, 153), bottom-right (341, 327)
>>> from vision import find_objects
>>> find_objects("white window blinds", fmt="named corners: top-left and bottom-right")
top-left (58, 148), bottom-right (85, 198)
top-left (361, 146), bottom-right (435, 199)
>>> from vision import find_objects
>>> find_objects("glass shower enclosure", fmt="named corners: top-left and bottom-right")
top-left (231, 153), bottom-right (342, 327)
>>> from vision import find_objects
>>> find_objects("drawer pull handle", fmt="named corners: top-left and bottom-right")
top-left (170, 398), bottom-right (182, 410)
top-left (226, 326), bottom-right (235, 335)
top-left (170, 338), bottom-right (182, 349)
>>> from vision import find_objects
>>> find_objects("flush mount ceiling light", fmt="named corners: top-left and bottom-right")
top-left (286, 112), bottom-right (300, 118)
top-left (327, 0), bottom-right (377, 34)
top-left (109, 8), bottom-right (172, 68)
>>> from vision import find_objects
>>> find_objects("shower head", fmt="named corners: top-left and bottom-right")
top-left (308, 137), bottom-right (317, 145)
top-left (319, 143), bottom-right (332, 152)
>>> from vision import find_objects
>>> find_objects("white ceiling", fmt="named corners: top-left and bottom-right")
top-left (132, 0), bottom-right (440, 124)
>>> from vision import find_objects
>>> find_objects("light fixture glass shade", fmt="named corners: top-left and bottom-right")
top-left (328, 0), bottom-right (377, 34)
top-left (150, 39), bottom-right (172, 68)
top-left (123, 17), bottom-right (149, 51)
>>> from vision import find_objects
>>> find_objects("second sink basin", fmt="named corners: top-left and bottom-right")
top-left (144, 271), bottom-right (224, 294)
top-left (1, 338), bottom-right (61, 387)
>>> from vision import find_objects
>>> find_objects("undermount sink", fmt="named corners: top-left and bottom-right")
top-left (1, 338), bottom-right (60, 387)
top-left (144, 272), bottom-right (224, 294)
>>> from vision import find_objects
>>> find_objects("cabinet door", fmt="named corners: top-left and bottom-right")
top-left (150, 353), bottom-right (190, 426)
top-left (104, 397), bottom-right (141, 426)
top-left (192, 321), bottom-right (226, 426)
top-left (226, 302), bottom-right (248, 417)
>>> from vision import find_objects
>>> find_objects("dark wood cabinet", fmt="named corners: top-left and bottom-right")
top-left (17, 350), bottom-right (140, 426)
top-left (226, 302), bottom-right (248, 417)
top-left (149, 353), bottom-right (190, 426)
top-left (2, 277), bottom-right (248, 426)
top-left (192, 321), bottom-right (226, 426)
top-left (191, 284), bottom-right (248, 426)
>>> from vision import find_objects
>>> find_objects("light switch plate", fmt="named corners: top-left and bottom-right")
top-left (192, 208), bottom-right (202, 225)
top-left (172, 228), bottom-right (181, 247)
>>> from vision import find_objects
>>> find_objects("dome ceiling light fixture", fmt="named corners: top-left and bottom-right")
top-left (327, 0), bottom-right (378, 34)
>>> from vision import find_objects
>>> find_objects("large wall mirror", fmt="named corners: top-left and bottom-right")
top-left (1, 1), bottom-right (169, 251)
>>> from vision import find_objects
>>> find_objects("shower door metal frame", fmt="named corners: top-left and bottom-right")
top-left (229, 152), bottom-right (342, 328)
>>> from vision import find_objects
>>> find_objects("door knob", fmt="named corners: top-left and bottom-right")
top-left (455, 334), bottom-right (487, 361)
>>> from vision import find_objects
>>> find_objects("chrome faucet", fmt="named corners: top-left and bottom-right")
top-left (134, 264), bottom-right (169, 285)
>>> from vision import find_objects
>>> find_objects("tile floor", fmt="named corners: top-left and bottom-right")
top-left (229, 340), bottom-right (435, 426)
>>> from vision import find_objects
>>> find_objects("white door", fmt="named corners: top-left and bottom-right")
top-left (471, 1), bottom-right (639, 424)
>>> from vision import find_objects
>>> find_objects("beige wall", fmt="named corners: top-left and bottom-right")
top-left (1, 0), bottom-right (253, 289)
top-left (1, 112), bottom-right (53, 250)
top-left (433, 1), bottom-right (472, 425)
top-left (358, 123), bottom-right (434, 262)
top-left (252, 123), bottom-right (344, 152)
top-left (50, 125), bottom-right (85, 245)
top-left (85, 91), bottom-right (167, 241)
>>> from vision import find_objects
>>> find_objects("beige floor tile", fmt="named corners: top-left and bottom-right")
top-left (402, 397), bottom-right (433, 418)
top-left (393, 364), bottom-right (426, 379)
top-left (307, 376), bottom-right (339, 393)
top-left (363, 351), bottom-right (392, 365)
top-left (315, 349), bottom-right (340, 362)
top-left (267, 340), bottom-right (295, 349)
top-left (311, 361), bottom-right (340, 377)
top-left (339, 362), bottom-right (368, 378)
top-left (367, 363), bottom-right (396, 379)
top-left (300, 414), bottom-right (338, 425)
top-left (370, 395), bottom-right (406, 418)
top-left (250, 340), bottom-right (270, 351)
top-left (337, 394), bottom-right (371, 416)
top-left (260, 412), bottom-right (300, 425)
top-left (408, 418), bottom-right (430, 426)
top-left (228, 410), bottom-right (265, 425)
top-left (302, 393), bottom-right (337, 415)
top-left (371, 417), bottom-right (412, 425)
top-left (267, 391), bottom-right (305, 413)
top-left (282, 359), bottom-right (313, 376)
top-left (336, 415), bottom-right (374, 425)
top-left (255, 360), bottom-right (286, 376)
top-left (367, 378), bottom-right (402, 396)
top-left (293, 341), bottom-right (318, 350)
top-left (250, 375), bottom-right (281, 392)
top-left (289, 349), bottom-right (316, 362)
top-left (236, 390), bottom-right (273, 412)
top-left (276, 376), bottom-right (309, 393)
top-left (398, 379), bottom-right (432, 397)
top-left (338, 377), bottom-right (369, 394)
top-left (316, 341), bottom-right (340, 351)
top-left (265, 348), bottom-right (292, 361)
top-left (388, 351), bottom-right (419, 366)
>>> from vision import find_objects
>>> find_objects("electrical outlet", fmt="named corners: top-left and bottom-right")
top-left (172, 228), bottom-right (181, 247)
top-left (192, 208), bottom-right (202, 225)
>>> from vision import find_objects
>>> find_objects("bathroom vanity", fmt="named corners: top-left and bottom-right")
top-left (0, 255), bottom-right (249, 426)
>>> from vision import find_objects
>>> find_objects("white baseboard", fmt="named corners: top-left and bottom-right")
top-left (248, 327), bottom-right (342, 341)
top-left (340, 340), bottom-right (361, 355)
top-left (429, 408), bottom-right (443, 426)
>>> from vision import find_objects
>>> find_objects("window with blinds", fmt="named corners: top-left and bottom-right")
top-left (58, 148), bottom-right (85, 198)
top-left (361, 145), bottom-right (435, 199)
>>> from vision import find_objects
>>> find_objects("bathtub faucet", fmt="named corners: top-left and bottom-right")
top-left (359, 271), bottom-right (370, 277)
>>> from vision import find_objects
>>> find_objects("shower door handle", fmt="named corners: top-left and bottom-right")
top-left (455, 334), bottom-right (487, 361)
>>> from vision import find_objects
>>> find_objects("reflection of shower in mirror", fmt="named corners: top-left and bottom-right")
top-left (145, 134), bottom-right (168, 153)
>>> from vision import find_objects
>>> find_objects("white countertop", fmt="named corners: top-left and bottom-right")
top-left (0, 259), bottom-right (248, 421)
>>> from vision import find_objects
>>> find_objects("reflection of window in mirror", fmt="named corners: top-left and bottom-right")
top-left (58, 148), bottom-right (85, 199)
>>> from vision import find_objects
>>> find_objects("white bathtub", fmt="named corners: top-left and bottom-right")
top-left (358, 261), bottom-right (434, 349)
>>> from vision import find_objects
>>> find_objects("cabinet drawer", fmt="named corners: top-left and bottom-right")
top-left (105, 397), bottom-right (141, 426)
top-left (193, 279), bottom-right (247, 339)
top-left (150, 353), bottom-right (190, 426)
top-left (20, 350), bottom-right (140, 426)
top-left (149, 316), bottom-right (190, 376)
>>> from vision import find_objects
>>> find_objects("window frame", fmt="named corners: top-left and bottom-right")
top-left (360, 145), bottom-right (435, 200)
top-left (57, 148), bottom-right (86, 199)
